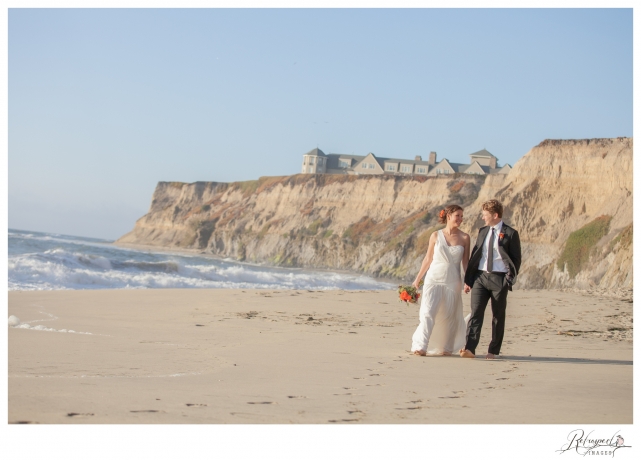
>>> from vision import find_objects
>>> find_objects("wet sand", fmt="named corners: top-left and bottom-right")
top-left (8, 288), bottom-right (632, 424)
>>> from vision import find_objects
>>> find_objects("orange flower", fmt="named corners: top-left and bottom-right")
top-left (400, 291), bottom-right (412, 301)
top-left (499, 232), bottom-right (505, 240)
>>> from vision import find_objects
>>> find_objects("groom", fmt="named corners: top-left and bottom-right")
top-left (460, 200), bottom-right (521, 360)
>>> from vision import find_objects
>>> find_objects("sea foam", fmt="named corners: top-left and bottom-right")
top-left (9, 229), bottom-right (395, 291)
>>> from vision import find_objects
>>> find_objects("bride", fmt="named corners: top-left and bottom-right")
top-left (410, 205), bottom-right (470, 356)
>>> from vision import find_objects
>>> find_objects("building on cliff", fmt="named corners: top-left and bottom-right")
top-left (301, 148), bottom-right (512, 176)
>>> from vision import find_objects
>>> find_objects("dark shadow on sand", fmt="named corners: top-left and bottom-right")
top-left (498, 356), bottom-right (632, 366)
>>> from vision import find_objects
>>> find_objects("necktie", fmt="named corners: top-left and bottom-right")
top-left (487, 228), bottom-right (495, 272)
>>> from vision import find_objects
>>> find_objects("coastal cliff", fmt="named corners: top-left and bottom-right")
top-left (117, 137), bottom-right (632, 292)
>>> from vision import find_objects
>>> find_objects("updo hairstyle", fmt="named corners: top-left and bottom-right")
top-left (438, 204), bottom-right (464, 224)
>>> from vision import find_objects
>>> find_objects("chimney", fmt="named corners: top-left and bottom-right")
top-left (489, 156), bottom-right (497, 169)
top-left (415, 155), bottom-right (422, 161)
top-left (429, 151), bottom-right (437, 165)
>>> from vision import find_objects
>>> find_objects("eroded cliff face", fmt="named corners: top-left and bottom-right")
top-left (117, 137), bottom-right (632, 291)
top-left (467, 137), bottom-right (632, 291)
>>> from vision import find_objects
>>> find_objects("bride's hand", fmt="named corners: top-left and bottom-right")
top-left (412, 280), bottom-right (420, 290)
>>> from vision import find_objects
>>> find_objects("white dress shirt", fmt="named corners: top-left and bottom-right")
top-left (478, 221), bottom-right (508, 273)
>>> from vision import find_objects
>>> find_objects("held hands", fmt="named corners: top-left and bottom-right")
top-left (463, 284), bottom-right (471, 294)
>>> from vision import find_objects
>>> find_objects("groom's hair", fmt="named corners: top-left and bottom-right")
top-left (482, 200), bottom-right (503, 218)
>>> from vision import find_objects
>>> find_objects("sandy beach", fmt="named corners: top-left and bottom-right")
top-left (8, 288), bottom-right (632, 424)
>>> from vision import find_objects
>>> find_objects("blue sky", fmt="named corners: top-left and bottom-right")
top-left (8, 8), bottom-right (632, 239)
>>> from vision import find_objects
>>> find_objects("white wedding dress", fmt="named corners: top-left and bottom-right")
top-left (411, 229), bottom-right (468, 355)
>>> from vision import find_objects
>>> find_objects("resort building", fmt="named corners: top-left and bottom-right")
top-left (300, 148), bottom-right (512, 176)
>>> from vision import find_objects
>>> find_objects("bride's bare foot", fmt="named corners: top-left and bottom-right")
top-left (441, 351), bottom-right (452, 356)
top-left (413, 350), bottom-right (426, 356)
top-left (485, 353), bottom-right (497, 360)
top-left (459, 349), bottom-right (475, 358)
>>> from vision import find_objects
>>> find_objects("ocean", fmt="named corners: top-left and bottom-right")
top-left (8, 229), bottom-right (395, 291)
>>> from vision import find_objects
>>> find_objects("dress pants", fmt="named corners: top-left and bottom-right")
top-left (465, 271), bottom-right (509, 355)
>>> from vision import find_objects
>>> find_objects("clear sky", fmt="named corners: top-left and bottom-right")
top-left (8, 8), bottom-right (632, 240)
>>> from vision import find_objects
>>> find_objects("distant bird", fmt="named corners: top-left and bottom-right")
top-left (616, 435), bottom-right (624, 446)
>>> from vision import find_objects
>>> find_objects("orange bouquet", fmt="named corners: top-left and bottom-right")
top-left (398, 280), bottom-right (423, 304)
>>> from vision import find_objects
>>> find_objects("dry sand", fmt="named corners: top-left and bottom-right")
top-left (8, 288), bottom-right (632, 424)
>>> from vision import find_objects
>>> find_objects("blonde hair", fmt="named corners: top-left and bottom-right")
top-left (482, 200), bottom-right (503, 218)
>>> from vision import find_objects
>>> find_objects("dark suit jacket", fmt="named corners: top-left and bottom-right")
top-left (464, 223), bottom-right (522, 291)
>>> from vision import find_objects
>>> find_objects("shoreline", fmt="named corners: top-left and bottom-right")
top-left (112, 241), bottom-right (402, 287)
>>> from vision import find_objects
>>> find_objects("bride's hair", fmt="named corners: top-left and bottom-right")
top-left (438, 205), bottom-right (464, 224)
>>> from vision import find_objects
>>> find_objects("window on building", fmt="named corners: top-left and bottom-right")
top-left (361, 163), bottom-right (367, 168)
top-left (309, 157), bottom-right (315, 165)
top-left (401, 165), bottom-right (412, 173)
top-left (339, 160), bottom-right (349, 168)
top-left (368, 163), bottom-right (375, 169)
top-left (417, 167), bottom-right (426, 174)
top-left (386, 164), bottom-right (396, 171)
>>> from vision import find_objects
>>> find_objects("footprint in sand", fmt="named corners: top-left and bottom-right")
top-left (130, 410), bottom-right (160, 413)
top-left (247, 401), bottom-right (274, 405)
top-left (67, 412), bottom-right (94, 417)
top-left (287, 396), bottom-right (306, 399)
top-left (186, 403), bottom-right (207, 407)
top-left (328, 419), bottom-right (360, 423)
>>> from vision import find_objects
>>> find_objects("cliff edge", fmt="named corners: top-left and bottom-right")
top-left (117, 137), bottom-right (632, 292)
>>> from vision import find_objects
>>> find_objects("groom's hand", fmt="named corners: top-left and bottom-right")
top-left (464, 284), bottom-right (471, 294)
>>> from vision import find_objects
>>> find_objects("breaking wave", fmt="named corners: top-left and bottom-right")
top-left (8, 229), bottom-right (395, 291)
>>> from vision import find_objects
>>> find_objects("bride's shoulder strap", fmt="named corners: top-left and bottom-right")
top-left (436, 228), bottom-right (443, 239)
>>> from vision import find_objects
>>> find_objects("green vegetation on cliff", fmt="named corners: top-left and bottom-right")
top-left (557, 215), bottom-right (612, 278)
top-left (610, 223), bottom-right (633, 251)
